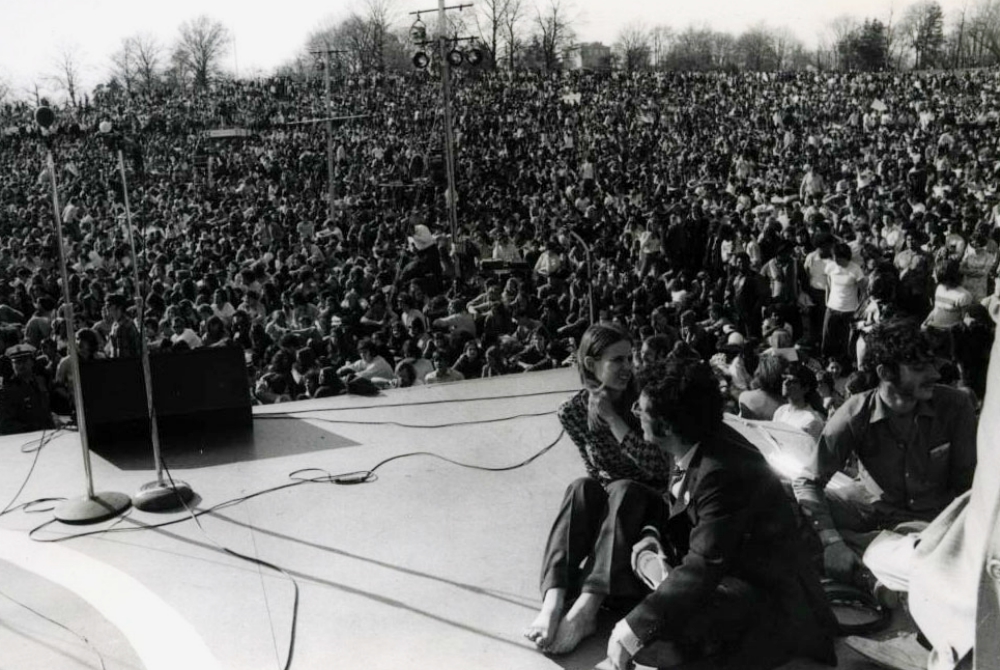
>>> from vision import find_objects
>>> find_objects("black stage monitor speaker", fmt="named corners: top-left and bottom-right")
top-left (79, 347), bottom-right (253, 456)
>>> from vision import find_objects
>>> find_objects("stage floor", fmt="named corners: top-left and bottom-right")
top-left (0, 368), bottom-right (911, 670)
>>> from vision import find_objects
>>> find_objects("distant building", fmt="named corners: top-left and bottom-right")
top-left (565, 43), bottom-right (612, 71)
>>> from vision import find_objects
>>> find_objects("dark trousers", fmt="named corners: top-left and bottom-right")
top-left (822, 307), bottom-right (854, 366)
top-left (806, 287), bottom-right (827, 344)
top-left (539, 477), bottom-right (652, 603)
top-left (540, 479), bottom-right (777, 664)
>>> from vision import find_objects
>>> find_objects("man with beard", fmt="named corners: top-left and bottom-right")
top-left (792, 318), bottom-right (977, 593)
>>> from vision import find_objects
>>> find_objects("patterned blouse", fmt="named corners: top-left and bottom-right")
top-left (558, 390), bottom-right (674, 492)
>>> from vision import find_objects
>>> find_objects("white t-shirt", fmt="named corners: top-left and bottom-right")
top-left (349, 355), bottom-right (394, 381)
top-left (825, 260), bottom-right (866, 313)
top-left (804, 250), bottom-right (830, 291)
top-left (773, 404), bottom-right (825, 442)
top-left (171, 328), bottom-right (203, 349)
top-left (926, 284), bottom-right (974, 329)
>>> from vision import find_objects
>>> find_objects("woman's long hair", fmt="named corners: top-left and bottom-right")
top-left (575, 322), bottom-right (640, 431)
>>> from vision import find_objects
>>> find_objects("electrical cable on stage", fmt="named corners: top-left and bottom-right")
top-left (256, 407), bottom-right (556, 428)
top-left (163, 462), bottom-right (299, 670)
top-left (0, 587), bottom-right (108, 670)
top-left (0, 428), bottom-right (68, 518)
top-left (23, 428), bottom-right (567, 543)
top-left (252, 386), bottom-right (580, 417)
top-left (14, 418), bottom-right (566, 670)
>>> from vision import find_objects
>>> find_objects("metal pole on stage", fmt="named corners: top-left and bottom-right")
top-left (99, 122), bottom-right (194, 512)
top-left (33, 107), bottom-right (131, 524)
top-left (310, 46), bottom-right (348, 224)
top-left (438, 0), bottom-right (459, 247)
top-left (567, 230), bottom-right (596, 325)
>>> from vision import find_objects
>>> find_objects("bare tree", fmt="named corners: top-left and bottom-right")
top-left (532, 0), bottom-right (577, 71)
top-left (771, 26), bottom-right (803, 70)
top-left (0, 73), bottom-right (13, 106)
top-left (614, 21), bottom-right (651, 71)
top-left (500, 0), bottom-right (526, 69)
top-left (665, 25), bottom-right (716, 71)
top-left (735, 24), bottom-right (776, 71)
top-left (109, 38), bottom-right (138, 91)
top-left (825, 15), bottom-right (859, 69)
top-left (49, 44), bottom-right (85, 106)
top-left (900, 0), bottom-right (946, 69)
top-left (172, 15), bottom-right (231, 88)
top-left (473, 0), bottom-right (514, 68)
top-left (363, 0), bottom-right (397, 72)
top-left (649, 26), bottom-right (673, 70)
top-left (132, 34), bottom-right (163, 90)
top-left (965, 0), bottom-right (1000, 66)
top-left (305, 0), bottom-right (402, 74)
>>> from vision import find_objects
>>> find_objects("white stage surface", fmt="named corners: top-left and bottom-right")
top-left (0, 368), bottom-right (907, 670)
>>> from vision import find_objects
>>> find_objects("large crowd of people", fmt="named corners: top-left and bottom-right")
top-left (2, 64), bottom-right (999, 668)
top-left (0, 67), bottom-right (998, 419)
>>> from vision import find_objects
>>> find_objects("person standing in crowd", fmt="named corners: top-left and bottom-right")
top-left (822, 242), bottom-right (867, 366)
top-left (105, 293), bottom-right (141, 358)
top-left (760, 242), bottom-right (803, 341)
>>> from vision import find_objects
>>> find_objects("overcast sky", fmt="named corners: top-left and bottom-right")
top-left (0, 0), bottom-right (973, 101)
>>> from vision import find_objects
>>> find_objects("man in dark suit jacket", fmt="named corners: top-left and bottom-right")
top-left (605, 359), bottom-right (838, 670)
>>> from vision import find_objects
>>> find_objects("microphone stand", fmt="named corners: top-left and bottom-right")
top-left (102, 124), bottom-right (194, 512)
top-left (37, 112), bottom-right (131, 524)
top-left (567, 230), bottom-right (595, 325)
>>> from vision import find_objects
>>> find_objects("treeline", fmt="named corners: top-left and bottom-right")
top-left (10, 0), bottom-right (1000, 108)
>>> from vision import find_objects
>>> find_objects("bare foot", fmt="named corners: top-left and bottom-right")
top-left (545, 592), bottom-right (604, 655)
top-left (524, 588), bottom-right (565, 650)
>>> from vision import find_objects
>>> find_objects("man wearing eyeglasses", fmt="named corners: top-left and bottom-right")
top-left (604, 359), bottom-right (837, 670)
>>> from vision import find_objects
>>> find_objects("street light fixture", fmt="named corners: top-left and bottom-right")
top-left (466, 48), bottom-right (484, 66)
top-left (412, 51), bottom-right (431, 69)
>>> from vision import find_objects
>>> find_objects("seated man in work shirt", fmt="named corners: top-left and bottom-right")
top-left (792, 318), bottom-right (977, 590)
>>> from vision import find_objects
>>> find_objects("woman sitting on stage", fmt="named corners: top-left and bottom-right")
top-left (524, 323), bottom-right (673, 655)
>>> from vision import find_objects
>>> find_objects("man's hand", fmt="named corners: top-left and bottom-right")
top-left (824, 539), bottom-right (860, 582)
top-left (606, 622), bottom-right (637, 670)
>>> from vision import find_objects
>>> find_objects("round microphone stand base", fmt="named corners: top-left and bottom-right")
top-left (54, 492), bottom-right (132, 525)
top-left (132, 480), bottom-right (195, 513)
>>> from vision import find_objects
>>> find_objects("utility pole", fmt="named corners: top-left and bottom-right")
top-left (311, 46), bottom-right (348, 223)
top-left (410, 2), bottom-right (473, 253)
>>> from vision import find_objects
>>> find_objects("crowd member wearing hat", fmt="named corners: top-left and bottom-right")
top-left (792, 318), bottom-right (977, 594)
top-left (0, 343), bottom-right (55, 435)
top-left (105, 293), bottom-right (141, 358)
top-left (399, 224), bottom-right (443, 294)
